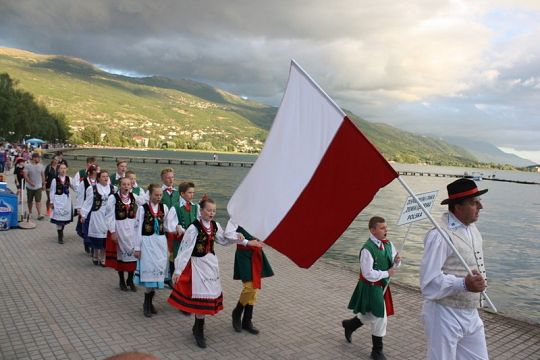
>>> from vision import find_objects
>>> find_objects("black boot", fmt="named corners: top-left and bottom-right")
top-left (342, 316), bottom-right (363, 343)
top-left (126, 271), bottom-right (137, 292)
top-left (232, 302), bottom-right (244, 332)
top-left (241, 304), bottom-right (259, 335)
top-left (143, 292), bottom-right (152, 318)
top-left (118, 272), bottom-right (128, 291)
top-left (370, 335), bottom-right (386, 360)
top-left (192, 318), bottom-right (206, 348)
top-left (57, 229), bottom-right (64, 244)
top-left (149, 290), bottom-right (157, 314)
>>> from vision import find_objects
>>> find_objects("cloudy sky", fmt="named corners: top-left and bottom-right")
top-left (1, 0), bottom-right (539, 162)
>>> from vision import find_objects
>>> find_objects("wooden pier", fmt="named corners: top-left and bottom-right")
top-left (43, 153), bottom-right (254, 168)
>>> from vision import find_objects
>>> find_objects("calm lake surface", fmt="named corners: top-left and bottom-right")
top-left (64, 148), bottom-right (540, 323)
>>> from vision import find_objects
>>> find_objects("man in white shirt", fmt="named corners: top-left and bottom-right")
top-left (420, 178), bottom-right (489, 360)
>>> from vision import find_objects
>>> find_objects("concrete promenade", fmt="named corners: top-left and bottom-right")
top-left (0, 181), bottom-right (539, 359)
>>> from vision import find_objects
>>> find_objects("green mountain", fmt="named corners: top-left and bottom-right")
top-left (0, 48), bottom-right (270, 152)
top-left (0, 47), bottom-right (513, 167)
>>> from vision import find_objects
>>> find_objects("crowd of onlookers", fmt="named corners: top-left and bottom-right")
top-left (1, 142), bottom-right (69, 218)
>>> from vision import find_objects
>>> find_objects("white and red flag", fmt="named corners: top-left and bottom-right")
top-left (227, 60), bottom-right (398, 268)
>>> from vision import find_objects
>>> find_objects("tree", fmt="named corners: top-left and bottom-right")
top-left (0, 73), bottom-right (71, 142)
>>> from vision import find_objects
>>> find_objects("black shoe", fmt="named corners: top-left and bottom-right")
top-left (57, 230), bottom-right (64, 244)
top-left (118, 272), bottom-right (128, 291)
top-left (342, 316), bottom-right (363, 343)
top-left (232, 302), bottom-right (244, 332)
top-left (193, 318), bottom-right (206, 348)
top-left (92, 259), bottom-right (99, 265)
top-left (149, 290), bottom-right (157, 314)
top-left (143, 293), bottom-right (152, 318)
top-left (241, 304), bottom-right (259, 335)
top-left (370, 336), bottom-right (386, 360)
top-left (126, 272), bottom-right (137, 292)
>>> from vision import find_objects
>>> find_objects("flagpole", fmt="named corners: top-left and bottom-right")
top-left (291, 59), bottom-right (349, 118)
top-left (383, 222), bottom-right (412, 295)
top-left (397, 176), bottom-right (497, 312)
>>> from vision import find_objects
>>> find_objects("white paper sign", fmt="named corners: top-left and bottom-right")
top-left (397, 190), bottom-right (438, 226)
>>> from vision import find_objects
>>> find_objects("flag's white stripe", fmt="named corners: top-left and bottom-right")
top-left (227, 61), bottom-right (344, 240)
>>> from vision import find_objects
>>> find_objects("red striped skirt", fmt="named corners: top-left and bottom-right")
top-left (167, 259), bottom-right (224, 315)
top-left (104, 232), bottom-right (136, 272)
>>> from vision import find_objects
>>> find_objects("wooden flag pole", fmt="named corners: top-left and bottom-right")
top-left (397, 176), bottom-right (497, 312)
top-left (383, 222), bottom-right (412, 295)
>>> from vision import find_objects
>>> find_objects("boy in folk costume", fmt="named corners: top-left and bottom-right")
top-left (49, 163), bottom-right (76, 244)
top-left (110, 160), bottom-right (128, 188)
top-left (72, 156), bottom-right (97, 191)
top-left (80, 170), bottom-right (115, 266)
top-left (106, 177), bottom-right (139, 292)
top-left (134, 184), bottom-right (180, 318)
top-left (172, 182), bottom-right (200, 262)
top-left (225, 220), bottom-right (274, 335)
top-left (342, 216), bottom-right (401, 360)
top-left (168, 197), bottom-right (261, 348)
top-left (126, 170), bottom-right (147, 205)
top-left (159, 168), bottom-right (180, 287)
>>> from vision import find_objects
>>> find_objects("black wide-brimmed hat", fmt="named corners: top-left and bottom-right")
top-left (441, 178), bottom-right (488, 205)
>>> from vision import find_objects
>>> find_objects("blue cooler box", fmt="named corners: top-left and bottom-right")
top-left (0, 187), bottom-right (18, 230)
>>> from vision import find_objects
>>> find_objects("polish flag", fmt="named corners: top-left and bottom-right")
top-left (227, 60), bottom-right (398, 268)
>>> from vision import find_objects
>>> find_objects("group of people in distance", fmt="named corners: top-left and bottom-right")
top-left (45, 157), bottom-right (274, 349)
top-left (21, 151), bottom-right (490, 359)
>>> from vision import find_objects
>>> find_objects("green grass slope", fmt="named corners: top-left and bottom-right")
top-left (1, 47), bottom-right (501, 166)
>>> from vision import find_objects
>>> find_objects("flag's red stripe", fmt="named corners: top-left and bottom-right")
top-left (265, 117), bottom-right (398, 268)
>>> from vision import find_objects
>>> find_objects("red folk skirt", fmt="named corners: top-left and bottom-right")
top-left (167, 259), bottom-right (224, 315)
top-left (104, 232), bottom-right (136, 272)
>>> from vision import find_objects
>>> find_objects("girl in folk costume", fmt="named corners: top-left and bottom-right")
top-left (49, 163), bottom-right (76, 244)
top-left (126, 170), bottom-right (147, 205)
top-left (105, 177), bottom-right (139, 292)
top-left (76, 165), bottom-right (98, 254)
top-left (80, 170), bottom-right (115, 266)
top-left (170, 181), bottom-right (199, 316)
top-left (224, 220), bottom-right (274, 335)
top-left (168, 197), bottom-right (262, 348)
top-left (133, 184), bottom-right (180, 318)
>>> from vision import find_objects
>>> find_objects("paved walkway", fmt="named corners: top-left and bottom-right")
top-left (0, 176), bottom-right (538, 359)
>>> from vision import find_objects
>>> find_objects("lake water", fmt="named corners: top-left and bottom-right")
top-left (62, 148), bottom-right (540, 323)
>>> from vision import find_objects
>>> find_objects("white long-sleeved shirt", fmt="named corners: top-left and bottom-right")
top-left (360, 234), bottom-right (400, 282)
top-left (420, 212), bottom-right (469, 301)
top-left (173, 219), bottom-right (245, 276)
top-left (224, 219), bottom-right (251, 245)
top-left (75, 177), bottom-right (96, 210)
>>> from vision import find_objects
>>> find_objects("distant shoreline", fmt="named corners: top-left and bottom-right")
top-left (52, 145), bottom-right (534, 172)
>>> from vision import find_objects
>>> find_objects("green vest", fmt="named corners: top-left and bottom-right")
top-left (132, 187), bottom-right (141, 196)
top-left (233, 226), bottom-right (274, 281)
top-left (170, 202), bottom-right (198, 258)
top-left (110, 174), bottom-right (121, 187)
top-left (347, 238), bottom-right (392, 318)
top-left (161, 188), bottom-right (179, 209)
top-left (175, 202), bottom-right (198, 229)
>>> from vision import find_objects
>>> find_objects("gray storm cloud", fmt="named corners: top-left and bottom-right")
top-left (1, 0), bottom-right (539, 160)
